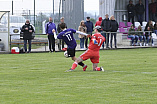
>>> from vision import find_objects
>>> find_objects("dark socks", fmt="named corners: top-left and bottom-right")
top-left (78, 62), bottom-right (84, 67)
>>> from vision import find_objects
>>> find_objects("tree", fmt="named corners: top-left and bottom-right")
top-left (90, 18), bottom-right (96, 25)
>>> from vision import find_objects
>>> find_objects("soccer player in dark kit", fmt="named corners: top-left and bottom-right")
top-left (54, 23), bottom-right (89, 71)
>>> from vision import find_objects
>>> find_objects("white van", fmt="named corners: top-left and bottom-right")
top-left (1, 15), bottom-right (35, 39)
top-left (1, 15), bottom-right (25, 34)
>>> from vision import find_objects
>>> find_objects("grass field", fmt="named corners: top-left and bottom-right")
top-left (0, 48), bottom-right (157, 104)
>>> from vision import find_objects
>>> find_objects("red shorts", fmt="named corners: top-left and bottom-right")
top-left (80, 49), bottom-right (100, 63)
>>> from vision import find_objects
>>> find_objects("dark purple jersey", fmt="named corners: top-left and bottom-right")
top-left (57, 28), bottom-right (77, 49)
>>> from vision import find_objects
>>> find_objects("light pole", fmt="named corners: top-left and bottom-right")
top-left (34, 0), bottom-right (35, 26)
top-left (59, 0), bottom-right (61, 21)
top-left (53, 0), bottom-right (54, 23)
top-left (12, 0), bottom-right (13, 15)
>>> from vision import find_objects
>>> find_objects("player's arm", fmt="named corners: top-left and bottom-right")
top-left (76, 31), bottom-right (88, 36)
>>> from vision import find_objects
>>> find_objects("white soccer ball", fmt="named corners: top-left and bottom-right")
top-left (64, 51), bottom-right (68, 58)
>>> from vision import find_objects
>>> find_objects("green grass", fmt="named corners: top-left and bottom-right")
top-left (0, 48), bottom-right (157, 104)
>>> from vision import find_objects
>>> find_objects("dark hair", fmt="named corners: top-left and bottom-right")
top-left (87, 17), bottom-right (90, 19)
top-left (97, 29), bottom-right (102, 32)
top-left (60, 23), bottom-right (66, 29)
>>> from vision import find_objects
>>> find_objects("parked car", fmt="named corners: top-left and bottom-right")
top-left (1, 15), bottom-right (35, 39)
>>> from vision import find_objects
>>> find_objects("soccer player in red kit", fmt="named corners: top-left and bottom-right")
top-left (66, 26), bottom-right (105, 72)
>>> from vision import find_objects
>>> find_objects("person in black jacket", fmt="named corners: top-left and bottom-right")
top-left (101, 14), bottom-right (112, 48)
top-left (127, 0), bottom-right (135, 25)
top-left (144, 26), bottom-right (154, 46)
top-left (135, 0), bottom-right (145, 25)
top-left (21, 20), bottom-right (34, 53)
top-left (110, 16), bottom-right (118, 48)
top-left (57, 17), bottom-right (67, 50)
top-left (84, 17), bottom-right (93, 49)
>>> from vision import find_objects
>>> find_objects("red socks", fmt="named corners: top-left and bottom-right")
top-left (71, 62), bottom-right (78, 70)
top-left (95, 67), bottom-right (101, 71)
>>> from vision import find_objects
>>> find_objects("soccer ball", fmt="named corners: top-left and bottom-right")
top-left (64, 51), bottom-right (68, 58)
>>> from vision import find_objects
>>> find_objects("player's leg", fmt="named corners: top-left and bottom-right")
top-left (71, 56), bottom-right (77, 61)
top-left (66, 57), bottom-right (84, 72)
top-left (48, 35), bottom-right (52, 52)
top-left (28, 39), bottom-right (31, 53)
top-left (69, 57), bottom-right (87, 71)
top-left (70, 57), bottom-right (83, 70)
top-left (66, 50), bottom-right (90, 72)
top-left (24, 39), bottom-right (27, 53)
top-left (93, 63), bottom-right (104, 71)
top-left (90, 55), bottom-right (104, 71)
top-left (61, 39), bottom-right (64, 49)
top-left (70, 49), bottom-right (86, 68)
top-left (52, 35), bottom-right (55, 52)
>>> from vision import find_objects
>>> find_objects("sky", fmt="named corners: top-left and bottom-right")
top-left (84, 0), bottom-right (99, 14)
top-left (0, 0), bottom-right (99, 15)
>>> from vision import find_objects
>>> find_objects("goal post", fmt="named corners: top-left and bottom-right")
top-left (0, 11), bottom-right (10, 52)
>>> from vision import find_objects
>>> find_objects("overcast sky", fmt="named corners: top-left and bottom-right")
top-left (0, 0), bottom-right (99, 15)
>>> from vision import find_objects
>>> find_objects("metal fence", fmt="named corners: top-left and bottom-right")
top-left (9, 31), bottom-right (157, 52)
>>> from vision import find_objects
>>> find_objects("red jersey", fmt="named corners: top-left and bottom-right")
top-left (88, 33), bottom-right (105, 51)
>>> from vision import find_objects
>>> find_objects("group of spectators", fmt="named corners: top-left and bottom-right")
top-left (127, 0), bottom-right (157, 25)
top-left (127, 0), bottom-right (145, 25)
top-left (22, 16), bottom-right (155, 53)
top-left (126, 0), bottom-right (157, 46)
top-left (78, 15), bottom-right (118, 49)
top-left (128, 20), bottom-right (157, 46)
top-left (21, 17), bottom-right (67, 53)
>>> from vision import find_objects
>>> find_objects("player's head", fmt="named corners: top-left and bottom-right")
top-left (49, 17), bottom-right (53, 22)
top-left (110, 15), bottom-right (115, 20)
top-left (86, 17), bottom-right (90, 21)
top-left (131, 24), bottom-right (134, 29)
top-left (80, 20), bottom-right (85, 26)
top-left (25, 20), bottom-right (30, 24)
top-left (94, 26), bottom-right (102, 33)
top-left (139, 0), bottom-right (142, 4)
top-left (60, 23), bottom-right (66, 30)
top-left (105, 14), bottom-right (109, 19)
top-left (129, 0), bottom-right (133, 4)
top-left (60, 17), bottom-right (64, 23)
top-left (152, 0), bottom-right (154, 3)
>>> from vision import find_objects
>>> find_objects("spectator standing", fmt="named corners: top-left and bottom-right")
top-left (110, 16), bottom-right (118, 48)
top-left (101, 14), bottom-right (112, 48)
top-left (95, 17), bottom-right (102, 26)
top-left (149, 0), bottom-right (156, 21)
top-left (136, 25), bottom-right (146, 46)
top-left (127, 0), bottom-right (135, 25)
top-left (21, 20), bottom-right (35, 53)
top-left (135, 0), bottom-right (145, 25)
top-left (45, 17), bottom-right (56, 52)
top-left (78, 20), bottom-right (87, 50)
top-left (57, 17), bottom-right (67, 50)
top-left (128, 25), bottom-right (139, 46)
top-left (84, 17), bottom-right (94, 49)
top-left (154, 21), bottom-right (157, 34)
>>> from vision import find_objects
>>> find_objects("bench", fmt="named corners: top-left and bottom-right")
top-left (10, 41), bottom-right (48, 51)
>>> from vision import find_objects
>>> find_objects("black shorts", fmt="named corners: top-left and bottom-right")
top-left (67, 48), bottom-right (75, 57)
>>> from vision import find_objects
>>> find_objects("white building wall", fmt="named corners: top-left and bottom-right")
top-left (99, 0), bottom-right (116, 19)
